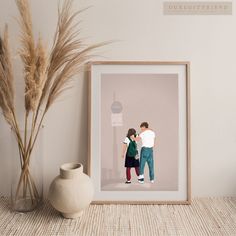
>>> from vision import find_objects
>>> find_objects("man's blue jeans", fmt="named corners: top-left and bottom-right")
top-left (139, 147), bottom-right (154, 181)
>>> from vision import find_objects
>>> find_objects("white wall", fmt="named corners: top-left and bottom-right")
top-left (0, 0), bottom-right (236, 197)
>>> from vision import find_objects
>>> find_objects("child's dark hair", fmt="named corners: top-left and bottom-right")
top-left (127, 128), bottom-right (136, 138)
top-left (140, 122), bottom-right (149, 128)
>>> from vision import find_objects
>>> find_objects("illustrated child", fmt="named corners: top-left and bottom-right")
top-left (121, 128), bottom-right (139, 184)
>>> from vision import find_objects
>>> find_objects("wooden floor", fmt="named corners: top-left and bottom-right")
top-left (0, 197), bottom-right (235, 235)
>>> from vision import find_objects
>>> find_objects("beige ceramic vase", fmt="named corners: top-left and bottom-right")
top-left (48, 163), bottom-right (94, 219)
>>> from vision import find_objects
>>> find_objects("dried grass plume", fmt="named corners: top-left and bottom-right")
top-left (0, 0), bottom-right (106, 205)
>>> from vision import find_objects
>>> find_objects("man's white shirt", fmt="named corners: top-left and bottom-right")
top-left (139, 130), bottom-right (155, 148)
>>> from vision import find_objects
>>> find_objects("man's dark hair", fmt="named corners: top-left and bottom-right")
top-left (140, 122), bottom-right (149, 128)
top-left (127, 128), bottom-right (136, 138)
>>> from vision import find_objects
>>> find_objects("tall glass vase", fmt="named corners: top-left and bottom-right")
top-left (11, 126), bottom-right (43, 212)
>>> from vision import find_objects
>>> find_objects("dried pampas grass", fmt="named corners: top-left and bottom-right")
top-left (0, 25), bottom-right (14, 125)
top-left (0, 0), bottom-right (106, 205)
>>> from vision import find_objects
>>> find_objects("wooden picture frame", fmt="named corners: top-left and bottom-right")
top-left (88, 61), bottom-right (191, 204)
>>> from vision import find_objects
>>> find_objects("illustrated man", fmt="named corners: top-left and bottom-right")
top-left (135, 122), bottom-right (156, 184)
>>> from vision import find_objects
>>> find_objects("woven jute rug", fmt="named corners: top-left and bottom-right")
top-left (0, 197), bottom-right (235, 236)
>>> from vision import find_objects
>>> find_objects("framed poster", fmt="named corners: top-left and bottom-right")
top-left (88, 61), bottom-right (191, 204)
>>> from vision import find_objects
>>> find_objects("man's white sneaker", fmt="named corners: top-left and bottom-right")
top-left (138, 177), bottom-right (144, 184)
top-left (150, 180), bottom-right (154, 184)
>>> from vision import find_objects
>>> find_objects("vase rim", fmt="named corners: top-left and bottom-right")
top-left (61, 162), bottom-right (83, 171)
top-left (60, 163), bottom-right (83, 179)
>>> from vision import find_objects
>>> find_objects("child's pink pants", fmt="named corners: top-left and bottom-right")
top-left (126, 167), bottom-right (139, 181)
